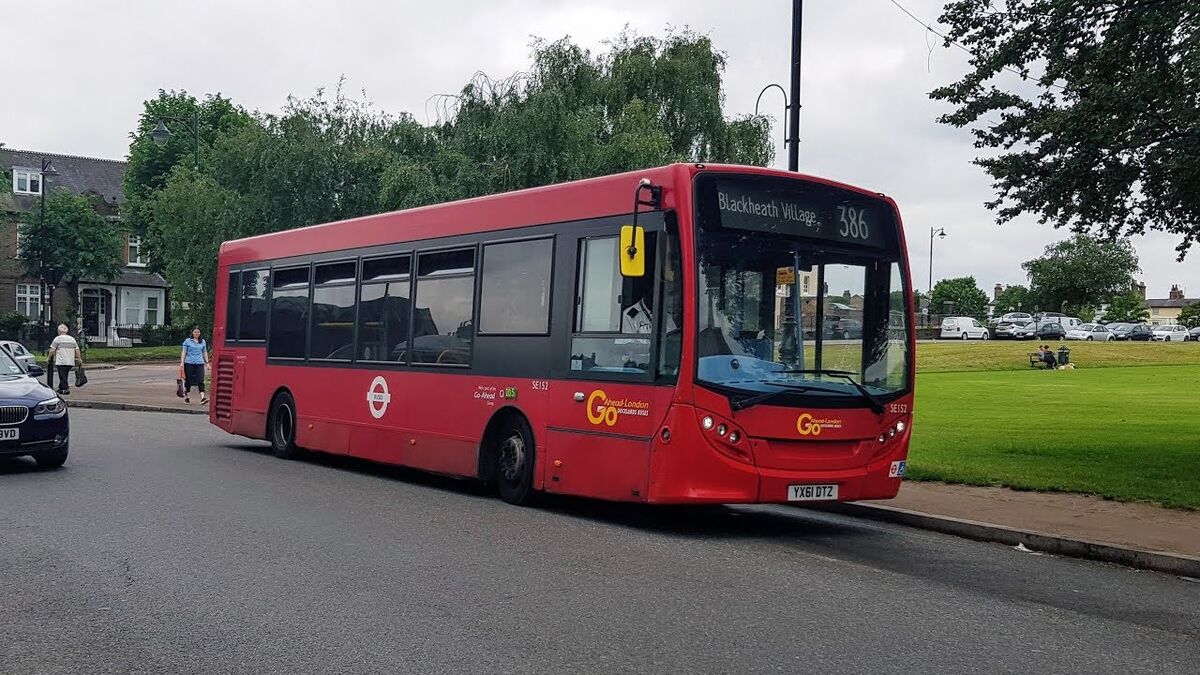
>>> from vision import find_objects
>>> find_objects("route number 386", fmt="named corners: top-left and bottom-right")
top-left (837, 205), bottom-right (870, 240)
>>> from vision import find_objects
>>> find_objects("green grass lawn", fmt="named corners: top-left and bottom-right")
top-left (916, 339), bottom-right (1200, 372)
top-left (909, 364), bottom-right (1200, 509)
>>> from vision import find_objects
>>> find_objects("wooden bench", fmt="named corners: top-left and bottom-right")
top-left (1028, 352), bottom-right (1051, 369)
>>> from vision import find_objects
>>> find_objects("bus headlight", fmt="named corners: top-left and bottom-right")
top-left (895, 420), bottom-right (906, 433)
top-left (701, 416), bottom-right (715, 430)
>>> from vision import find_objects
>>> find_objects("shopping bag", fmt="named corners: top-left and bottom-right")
top-left (176, 365), bottom-right (185, 398)
top-left (75, 365), bottom-right (88, 388)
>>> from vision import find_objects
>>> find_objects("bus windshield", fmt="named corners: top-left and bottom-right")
top-left (693, 173), bottom-right (911, 404)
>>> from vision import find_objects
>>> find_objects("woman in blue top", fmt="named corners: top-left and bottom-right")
top-left (180, 327), bottom-right (210, 404)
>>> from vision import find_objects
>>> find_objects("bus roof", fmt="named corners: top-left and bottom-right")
top-left (218, 163), bottom-right (891, 265)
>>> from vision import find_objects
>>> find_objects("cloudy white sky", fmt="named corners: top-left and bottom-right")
top-left (3, 0), bottom-right (1194, 300)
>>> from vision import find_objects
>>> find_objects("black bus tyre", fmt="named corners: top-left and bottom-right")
top-left (495, 416), bottom-right (537, 506)
top-left (34, 446), bottom-right (68, 469)
top-left (268, 392), bottom-right (301, 459)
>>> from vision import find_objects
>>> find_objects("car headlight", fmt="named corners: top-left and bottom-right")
top-left (34, 397), bottom-right (66, 416)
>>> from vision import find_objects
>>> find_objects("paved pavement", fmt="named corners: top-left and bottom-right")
top-left (69, 363), bottom-right (203, 413)
top-left (1, 409), bottom-right (1197, 674)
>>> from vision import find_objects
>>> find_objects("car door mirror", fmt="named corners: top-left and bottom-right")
top-left (27, 364), bottom-right (44, 378)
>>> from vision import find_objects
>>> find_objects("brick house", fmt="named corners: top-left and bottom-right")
top-left (0, 148), bottom-right (169, 344)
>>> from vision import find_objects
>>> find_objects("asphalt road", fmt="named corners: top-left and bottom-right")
top-left (2, 410), bottom-right (1197, 674)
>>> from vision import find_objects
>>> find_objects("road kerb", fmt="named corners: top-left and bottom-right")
top-left (68, 400), bottom-right (208, 415)
top-left (817, 502), bottom-right (1200, 579)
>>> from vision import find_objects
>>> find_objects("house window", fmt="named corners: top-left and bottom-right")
top-left (12, 170), bottom-right (41, 195)
top-left (122, 289), bottom-right (162, 325)
top-left (16, 283), bottom-right (40, 318)
top-left (145, 296), bottom-right (159, 326)
top-left (128, 235), bottom-right (147, 266)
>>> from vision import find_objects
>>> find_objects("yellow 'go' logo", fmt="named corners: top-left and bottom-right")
top-left (586, 389), bottom-right (619, 427)
top-left (796, 413), bottom-right (822, 436)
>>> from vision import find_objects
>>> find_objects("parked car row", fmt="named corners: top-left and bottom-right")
top-left (963, 317), bottom-right (1199, 342)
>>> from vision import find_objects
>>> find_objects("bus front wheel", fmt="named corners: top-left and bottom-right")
top-left (268, 392), bottom-right (301, 460)
top-left (495, 416), bottom-right (537, 506)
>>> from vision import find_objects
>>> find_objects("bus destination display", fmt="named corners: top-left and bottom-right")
top-left (711, 177), bottom-right (893, 249)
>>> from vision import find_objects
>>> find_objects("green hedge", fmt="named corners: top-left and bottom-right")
top-left (139, 325), bottom-right (192, 347)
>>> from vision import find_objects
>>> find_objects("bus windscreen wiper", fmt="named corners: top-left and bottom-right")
top-left (729, 383), bottom-right (812, 411)
top-left (781, 369), bottom-right (885, 414)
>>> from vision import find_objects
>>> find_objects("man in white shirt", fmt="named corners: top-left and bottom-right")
top-left (48, 324), bottom-right (81, 395)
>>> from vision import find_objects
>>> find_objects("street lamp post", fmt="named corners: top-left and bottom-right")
top-left (150, 110), bottom-right (201, 169)
top-left (928, 227), bottom-right (947, 295)
top-left (37, 158), bottom-right (60, 346)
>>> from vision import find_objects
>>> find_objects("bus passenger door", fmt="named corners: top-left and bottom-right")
top-left (543, 221), bottom-right (674, 502)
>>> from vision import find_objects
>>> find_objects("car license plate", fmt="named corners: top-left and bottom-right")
top-left (787, 484), bottom-right (838, 501)
top-left (0, 428), bottom-right (19, 441)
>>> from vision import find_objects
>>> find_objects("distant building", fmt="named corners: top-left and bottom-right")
top-left (1142, 284), bottom-right (1195, 325)
top-left (1, 148), bottom-right (169, 344)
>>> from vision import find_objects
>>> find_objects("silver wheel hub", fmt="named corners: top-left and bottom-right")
top-left (498, 433), bottom-right (525, 482)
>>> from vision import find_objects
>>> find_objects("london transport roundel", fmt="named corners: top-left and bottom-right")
top-left (366, 376), bottom-right (391, 419)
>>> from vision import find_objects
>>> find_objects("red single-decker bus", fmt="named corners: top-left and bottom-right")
top-left (211, 163), bottom-right (915, 505)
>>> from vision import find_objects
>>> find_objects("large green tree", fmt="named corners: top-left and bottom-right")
top-left (18, 189), bottom-right (126, 321)
top-left (930, 276), bottom-right (989, 318)
top-left (1022, 234), bottom-right (1140, 316)
top-left (993, 284), bottom-right (1035, 314)
top-left (127, 29), bottom-right (772, 327)
top-left (1178, 301), bottom-right (1200, 328)
top-left (123, 91), bottom-right (255, 248)
top-left (1102, 291), bottom-right (1150, 324)
top-left (932, 1), bottom-right (1199, 260)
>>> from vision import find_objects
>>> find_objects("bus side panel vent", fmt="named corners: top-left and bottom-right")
top-left (215, 357), bottom-right (235, 421)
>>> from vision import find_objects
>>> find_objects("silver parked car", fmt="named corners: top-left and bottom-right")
top-left (0, 340), bottom-right (37, 372)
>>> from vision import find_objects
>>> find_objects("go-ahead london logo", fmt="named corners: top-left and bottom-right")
top-left (367, 376), bottom-right (391, 419)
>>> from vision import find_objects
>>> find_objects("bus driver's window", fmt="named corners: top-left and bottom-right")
top-left (571, 234), bottom-right (658, 373)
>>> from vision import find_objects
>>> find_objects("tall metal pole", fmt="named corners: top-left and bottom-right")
top-left (787, 0), bottom-right (802, 172)
top-left (779, 0), bottom-right (804, 366)
top-left (928, 227), bottom-right (935, 295)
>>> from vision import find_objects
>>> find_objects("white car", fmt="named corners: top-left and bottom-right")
top-left (941, 316), bottom-right (990, 340)
top-left (0, 340), bottom-right (37, 372)
top-left (1065, 324), bottom-right (1113, 341)
top-left (1152, 325), bottom-right (1190, 341)
top-left (998, 312), bottom-right (1033, 325)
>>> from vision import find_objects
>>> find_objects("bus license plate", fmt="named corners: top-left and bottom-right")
top-left (788, 484), bottom-right (838, 502)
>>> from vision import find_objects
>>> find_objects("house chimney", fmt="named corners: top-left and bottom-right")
top-left (994, 284), bottom-right (1003, 301)
top-left (1169, 284), bottom-right (1184, 301)
top-left (1134, 281), bottom-right (1146, 300)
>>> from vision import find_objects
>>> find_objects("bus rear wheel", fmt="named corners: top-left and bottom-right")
top-left (494, 417), bottom-right (536, 506)
top-left (268, 392), bottom-right (301, 459)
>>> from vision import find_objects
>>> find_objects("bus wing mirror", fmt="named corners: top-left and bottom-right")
top-left (619, 225), bottom-right (646, 278)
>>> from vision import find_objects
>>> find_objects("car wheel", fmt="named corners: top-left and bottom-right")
top-left (34, 446), bottom-right (68, 469)
top-left (981, 332), bottom-right (989, 340)
top-left (268, 392), bottom-right (301, 459)
top-left (1086, 336), bottom-right (1092, 341)
top-left (494, 415), bottom-right (537, 506)
top-left (961, 332), bottom-right (969, 340)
